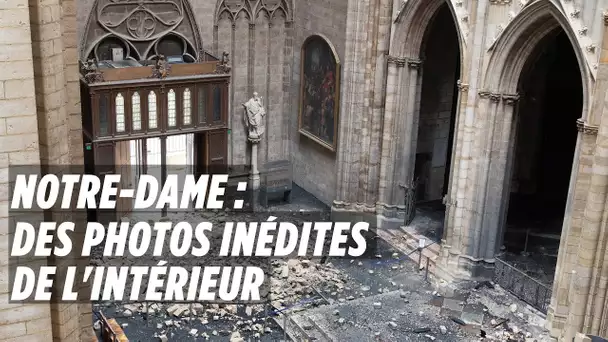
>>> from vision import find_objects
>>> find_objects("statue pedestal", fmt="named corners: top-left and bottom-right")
top-left (248, 136), bottom-right (261, 190)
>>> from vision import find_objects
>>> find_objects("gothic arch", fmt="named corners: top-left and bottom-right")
top-left (483, 0), bottom-right (590, 119)
top-left (80, 0), bottom-right (204, 62)
top-left (391, 0), bottom-right (465, 68)
top-left (214, 0), bottom-right (294, 24)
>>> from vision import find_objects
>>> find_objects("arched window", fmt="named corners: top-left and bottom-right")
top-left (183, 88), bottom-right (192, 125)
top-left (148, 91), bottom-right (157, 129)
top-left (132, 92), bottom-right (141, 131)
top-left (115, 93), bottom-right (125, 132)
top-left (168, 89), bottom-right (176, 127)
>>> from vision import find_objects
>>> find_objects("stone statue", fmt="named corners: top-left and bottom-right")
top-left (243, 92), bottom-right (266, 140)
top-left (215, 51), bottom-right (231, 74)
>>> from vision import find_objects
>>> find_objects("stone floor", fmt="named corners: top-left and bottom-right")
top-left (92, 184), bottom-right (555, 341)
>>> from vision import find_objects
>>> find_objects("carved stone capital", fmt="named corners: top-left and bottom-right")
top-left (387, 55), bottom-right (406, 67)
top-left (407, 58), bottom-right (422, 69)
top-left (502, 94), bottom-right (519, 105)
top-left (249, 23), bottom-right (255, 30)
top-left (576, 118), bottom-right (599, 135)
top-left (457, 80), bottom-right (469, 92)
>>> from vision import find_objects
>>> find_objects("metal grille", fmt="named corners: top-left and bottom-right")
top-left (403, 178), bottom-right (418, 226)
top-left (492, 257), bottom-right (552, 313)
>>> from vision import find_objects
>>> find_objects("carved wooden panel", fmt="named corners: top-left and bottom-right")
top-left (81, 0), bottom-right (204, 62)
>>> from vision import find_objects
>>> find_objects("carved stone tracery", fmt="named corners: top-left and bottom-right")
top-left (215, 0), bottom-right (293, 24)
top-left (80, 0), bottom-right (204, 62)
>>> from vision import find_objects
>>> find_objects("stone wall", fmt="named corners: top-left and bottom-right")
top-left (289, 0), bottom-right (347, 205)
top-left (0, 1), bottom-right (51, 340)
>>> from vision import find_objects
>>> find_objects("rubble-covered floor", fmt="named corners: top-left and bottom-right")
top-left (91, 185), bottom-right (555, 341)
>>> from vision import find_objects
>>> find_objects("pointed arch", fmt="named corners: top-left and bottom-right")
top-left (214, 0), bottom-right (294, 24)
top-left (483, 0), bottom-right (590, 119)
top-left (391, 0), bottom-right (465, 68)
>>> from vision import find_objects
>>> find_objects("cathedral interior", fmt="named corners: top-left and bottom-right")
top-left (2, 0), bottom-right (608, 341)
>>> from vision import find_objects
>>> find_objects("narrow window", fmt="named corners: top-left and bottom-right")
top-left (148, 91), bottom-right (157, 129)
top-left (132, 92), bottom-right (141, 131)
top-left (183, 88), bottom-right (191, 125)
top-left (198, 86), bottom-right (207, 124)
top-left (115, 93), bottom-right (125, 133)
top-left (99, 94), bottom-right (109, 135)
top-left (168, 89), bottom-right (176, 127)
top-left (212, 85), bottom-right (221, 121)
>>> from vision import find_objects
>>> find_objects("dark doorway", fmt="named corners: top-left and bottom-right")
top-left (414, 4), bottom-right (460, 203)
top-left (410, 3), bottom-right (460, 241)
top-left (502, 28), bottom-right (583, 286)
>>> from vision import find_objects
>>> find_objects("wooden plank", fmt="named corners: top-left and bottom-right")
top-left (106, 319), bottom-right (128, 342)
top-left (101, 66), bottom-right (153, 82)
top-left (170, 62), bottom-right (216, 76)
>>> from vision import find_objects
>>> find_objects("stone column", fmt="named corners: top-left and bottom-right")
top-left (438, 90), bottom-right (508, 280)
top-left (561, 106), bottom-right (608, 341)
top-left (547, 116), bottom-right (601, 338)
top-left (377, 55), bottom-right (406, 225)
top-left (249, 136), bottom-right (261, 190)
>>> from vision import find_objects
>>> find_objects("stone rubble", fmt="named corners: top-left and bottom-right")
top-left (91, 209), bottom-right (349, 340)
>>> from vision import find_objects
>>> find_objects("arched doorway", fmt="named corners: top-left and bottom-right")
top-left (411, 3), bottom-right (461, 240)
top-left (499, 26), bottom-right (583, 289)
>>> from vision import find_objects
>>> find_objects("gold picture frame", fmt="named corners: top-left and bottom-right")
top-left (298, 34), bottom-right (340, 152)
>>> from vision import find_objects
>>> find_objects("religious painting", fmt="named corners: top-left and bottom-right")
top-left (298, 35), bottom-right (340, 151)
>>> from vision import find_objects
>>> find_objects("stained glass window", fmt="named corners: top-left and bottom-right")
top-left (183, 88), bottom-right (191, 125)
top-left (168, 89), bottom-right (176, 127)
top-left (115, 93), bottom-right (125, 133)
top-left (132, 92), bottom-right (141, 131)
top-left (148, 91), bottom-right (157, 129)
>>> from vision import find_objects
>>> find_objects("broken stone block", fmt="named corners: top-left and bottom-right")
top-left (189, 329), bottom-right (198, 336)
top-left (373, 302), bottom-right (382, 309)
top-left (338, 318), bottom-right (346, 325)
top-left (510, 304), bottom-right (518, 312)
top-left (440, 325), bottom-right (447, 334)
top-left (230, 331), bottom-right (245, 342)
top-left (388, 322), bottom-right (397, 328)
top-left (158, 334), bottom-right (168, 342)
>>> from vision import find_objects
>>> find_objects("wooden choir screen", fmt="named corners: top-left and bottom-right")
top-left (88, 79), bottom-right (229, 141)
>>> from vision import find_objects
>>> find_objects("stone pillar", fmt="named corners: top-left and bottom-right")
top-left (547, 119), bottom-right (598, 336)
top-left (249, 137), bottom-right (261, 190)
top-left (438, 90), bottom-right (519, 281)
top-left (560, 103), bottom-right (608, 341)
top-left (377, 56), bottom-right (405, 225)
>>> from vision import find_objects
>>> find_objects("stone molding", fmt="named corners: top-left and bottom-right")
top-left (387, 55), bottom-right (407, 67)
top-left (477, 90), bottom-right (519, 105)
top-left (603, 11), bottom-right (608, 26)
top-left (489, 0), bottom-right (512, 4)
top-left (502, 93), bottom-right (519, 105)
top-left (576, 118), bottom-right (599, 135)
top-left (407, 59), bottom-right (422, 69)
